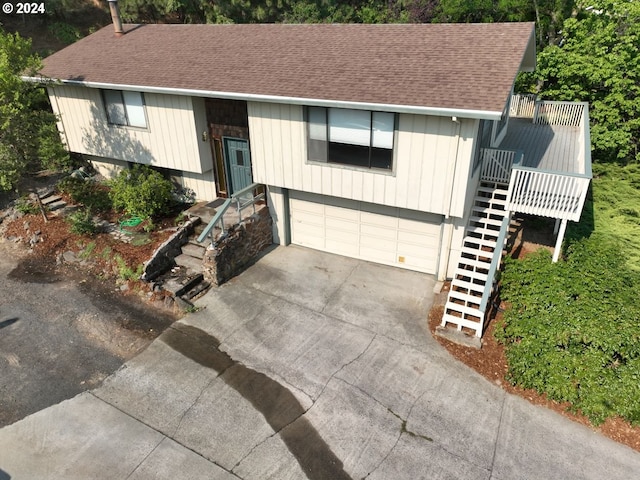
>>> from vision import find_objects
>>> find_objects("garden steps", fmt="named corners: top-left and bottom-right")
top-left (440, 180), bottom-right (512, 340)
top-left (37, 191), bottom-right (67, 213)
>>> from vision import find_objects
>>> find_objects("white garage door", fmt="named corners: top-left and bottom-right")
top-left (290, 192), bottom-right (442, 274)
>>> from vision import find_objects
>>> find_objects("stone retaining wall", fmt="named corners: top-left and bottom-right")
top-left (203, 206), bottom-right (273, 286)
top-left (141, 219), bottom-right (197, 282)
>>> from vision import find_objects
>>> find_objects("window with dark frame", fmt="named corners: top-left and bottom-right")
top-left (102, 90), bottom-right (147, 128)
top-left (307, 106), bottom-right (395, 170)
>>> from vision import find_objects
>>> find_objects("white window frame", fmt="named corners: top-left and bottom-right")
top-left (102, 90), bottom-right (148, 128)
top-left (306, 106), bottom-right (396, 171)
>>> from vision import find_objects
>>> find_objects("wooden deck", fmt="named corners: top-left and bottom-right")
top-left (500, 118), bottom-right (583, 175)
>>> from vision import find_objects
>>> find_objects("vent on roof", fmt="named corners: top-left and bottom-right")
top-left (107, 0), bottom-right (124, 36)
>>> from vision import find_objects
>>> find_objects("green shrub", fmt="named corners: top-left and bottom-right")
top-left (57, 176), bottom-right (112, 212)
top-left (48, 22), bottom-right (81, 44)
top-left (15, 196), bottom-right (39, 215)
top-left (67, 208), bottom-right (97, 235)
top-left (496, 236), bottom-right (640, 425)
top-left (109, 165), bottom-right (173, 219)
top-left (114, 254), bottom-right (143, 281)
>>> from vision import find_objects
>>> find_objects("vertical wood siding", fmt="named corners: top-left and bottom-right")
top-left (48, 85), bottom-right (211, 174)
top-left (248, 102), bottom-right (475, 218)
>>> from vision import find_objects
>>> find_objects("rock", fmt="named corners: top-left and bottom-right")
top-left (62, 251), bottom-right (79, 263)
top-left (163, 296), bottom-right (174, 309)
top-left (23, 221), bottom-right (30, 231)
top-left (120, 284), bottom-right (129, 292)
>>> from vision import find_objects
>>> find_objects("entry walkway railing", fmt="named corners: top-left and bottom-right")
top-left (197, 183), bottom-right (266, 245)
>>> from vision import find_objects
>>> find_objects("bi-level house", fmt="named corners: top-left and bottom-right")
top-left (28, 9), bottom-right (591, 337)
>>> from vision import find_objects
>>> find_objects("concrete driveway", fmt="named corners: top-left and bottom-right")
top-left (0, 245), bottom-right (639, 479)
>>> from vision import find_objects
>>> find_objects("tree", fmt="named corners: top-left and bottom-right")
top-left (433, 0), bottom-right (576, 48)
top-left (0, 29), bottom-right (70, 191)
top-left (518, 0), bottom-right (640, 164)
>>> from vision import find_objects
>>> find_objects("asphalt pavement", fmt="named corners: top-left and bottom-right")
top-left (1, 245), bottom-right (639, 479)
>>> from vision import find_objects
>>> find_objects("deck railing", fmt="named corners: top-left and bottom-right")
top-left (197, 183), bottom-right (266, 245)
top-left (480, 148), bottom-right (522, 185)
top-left (506, 166), bottom-right (590, 222)
top-left (533, 101), bottom-right (586, 127)
top-left (509, 93), bottom-right (536, 118)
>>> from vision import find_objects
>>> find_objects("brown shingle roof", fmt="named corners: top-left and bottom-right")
top-left (39, 22), bottom-right (535, 115)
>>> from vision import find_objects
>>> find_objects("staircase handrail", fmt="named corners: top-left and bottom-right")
top-left (196, 183), bottom-right (266, 245)
top-left (196, 198), bottom-right (233, 244)
top-left (479, 215), bottom-right (510, 314)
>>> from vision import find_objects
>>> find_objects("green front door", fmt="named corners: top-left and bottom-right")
top-left (224, 137), bottom-right (252, 195)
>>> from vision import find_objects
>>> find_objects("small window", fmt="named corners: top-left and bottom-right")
top-left (103, 90), bottom-right (147, 128)
top-left (306, 107), bottom-right (395, 171)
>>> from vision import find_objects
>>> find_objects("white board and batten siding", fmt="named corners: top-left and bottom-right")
top-left (47, 85), bottom-right (216, 199)
top-left (290, 192), bottom-right (442, 274)
top-left (247, 102), bottom-right (475, 218)
top-left (249, 102), bottom-right (477, 277)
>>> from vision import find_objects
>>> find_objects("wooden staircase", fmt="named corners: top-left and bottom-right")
top-left (441, 181), bottom-right (511, 337)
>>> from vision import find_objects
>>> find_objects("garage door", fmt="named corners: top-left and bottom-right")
top-left (290, 191), bottom-right (442, 274)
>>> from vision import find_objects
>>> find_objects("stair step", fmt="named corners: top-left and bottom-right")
top-left (469, 216), bottom-right (504, 228)
top-left (444, 303), bottom-right (484, 320)
top-left (448, 290), bottom-right (482, 307)
top-left (454, 267), bottom-right (489, 283)
top-left (182, 280), bottom-right (211, 301)
top-left (463, 237), bottom-right (497, 249)
top-left (476, 185), bottom-right (508, 195)
top-left (466, 225), bottom-right (501, 237)
top-left (46, 200), bottom-right (67, 211)
top-left (450, 278), bottom-right (486, 295)
top-left (40, 194), bottom-right (62, 205)
top-left (163, 273), bottom-right (204, 297)
top-left (452, 274), bottom-right (487, 289)
top-left (475, 195), bottom-right (508, 206)
top-left (174, 253), bottom-right (203, 272)
top-left (181, 242), bottom-right (206, 258)
top-left (460, 246), bottom-right (493, 261)
top-left (441, 313), bottom-right (483, 333)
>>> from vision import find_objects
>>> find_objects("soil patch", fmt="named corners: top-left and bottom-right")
top-left (429, 216), bottom-right (640, 452)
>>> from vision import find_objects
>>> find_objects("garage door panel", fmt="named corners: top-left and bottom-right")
top-left (360, 211), bottom-right (398, 228)
top-left (360, 246), bottom-right (397, 264)
top-left (325, 217), bottom-right (359, 234)
top-left (290, 192), bottom-right (442, 274)
top-left (398, 217), bottom-right (441, 235)
top-left (397, 230), bottom-right (439, 245)
top-left (324, 204), bottom-right (360, 222)
top-left (360, 223), bottom-right (397, 241)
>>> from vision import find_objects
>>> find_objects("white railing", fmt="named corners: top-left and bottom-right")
top-left (533, 101), bottom-right (586, 126)
top-left (480, 148), bottom-right (521, 184)
top-left (577, 103), bottom-right (592, 177)
top-left (506, 168), bottom-right (590, 222)
top-left (510, 94), bottom-right (536, 118)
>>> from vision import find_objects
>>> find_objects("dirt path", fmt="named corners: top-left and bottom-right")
top-left (0, 239), bottom-right (178, 427)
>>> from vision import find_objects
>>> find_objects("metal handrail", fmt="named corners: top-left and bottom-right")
top-left (196, 183), bottom-right (266, 245)
top-left (196, 198), bottom-right (232, 244)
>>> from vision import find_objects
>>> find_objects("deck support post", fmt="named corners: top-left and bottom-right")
top-left (552, 218), bottom-right (568, 263)
top-left (553, 218), bottom-right (561, 234)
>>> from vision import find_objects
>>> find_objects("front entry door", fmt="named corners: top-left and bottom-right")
top-left (224, 137), bottom-right (252, 195)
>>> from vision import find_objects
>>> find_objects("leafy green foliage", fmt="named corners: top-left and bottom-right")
top-left (47, 22), bottom-right (82, 44)
top-left (566, 163), bottom-right (640, 270)
top-left (496, 238), bottom-right (640, 425)
top-left (109, 165), bottom-right (173, 218)
top-left (517, 0), bottom-right (640, 164)
top-left (14, 196), bottom-right (39, 215)
top-left (0, 29), bottom-right (70, 191)
top-left (67, 208), bottom-right (97, 235)
top-left (114, 254), bottom-right (143, 281)
top-left (57, 176), bottom-right (112, 212)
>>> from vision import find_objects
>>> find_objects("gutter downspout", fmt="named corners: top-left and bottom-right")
top-left (437, 116), bottom-right (463, 281)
